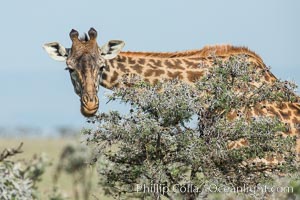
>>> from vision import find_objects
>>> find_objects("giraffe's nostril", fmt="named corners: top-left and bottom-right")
top-left (82, 95), bottom-right (89, 104)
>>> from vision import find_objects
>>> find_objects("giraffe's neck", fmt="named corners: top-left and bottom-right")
top-left (100, 47), bottom-right (274, 89)
top-left (101, 53), bottom-right (207, 89)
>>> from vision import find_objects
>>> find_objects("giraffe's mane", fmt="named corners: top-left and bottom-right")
top-left (120, 49), bottom-right (203, 58)
top-left (120, 44), bottom-right (263, 61)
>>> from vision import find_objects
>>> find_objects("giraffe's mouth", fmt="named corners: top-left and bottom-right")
top-left (80, 94), bottom-right (99, 117)
top-left (81, 104), bottom-right (99, 117)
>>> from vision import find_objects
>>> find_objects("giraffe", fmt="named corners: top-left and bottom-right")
top-left (43, 28), bottom-right (300, 161)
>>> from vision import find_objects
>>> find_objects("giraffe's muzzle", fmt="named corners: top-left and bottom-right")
top-left (80, 94), bottom-right (99, 117)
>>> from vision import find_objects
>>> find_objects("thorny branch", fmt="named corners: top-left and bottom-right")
top-left (0, 142), bottom-right (23, 162)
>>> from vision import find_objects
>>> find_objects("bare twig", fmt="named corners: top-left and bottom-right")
top-left (0, 142), bottom-right (23, 161)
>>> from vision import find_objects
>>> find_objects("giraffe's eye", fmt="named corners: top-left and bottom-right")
top-left (100, 65), bottom-right (106, 72)
top-left (70, 70), bottom-right (79, 80)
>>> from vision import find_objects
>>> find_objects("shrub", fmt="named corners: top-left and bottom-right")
top-left (84, 56), bottom-right (300, 199)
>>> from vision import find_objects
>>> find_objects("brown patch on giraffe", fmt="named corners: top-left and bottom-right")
top-left (148, 59), bottom-right (156, 65)
top-left (165, 59), bottom-right (185, 70)
top-left (174, 59), bottom-right (183, 65)
top-left (154, 69), bottom-right (165, 76)
top-left (164, 60), bottom-right (173, 66)
top-left (128, 57), bottom-right (136, 65)
top-left (153, 79), bottom-right (159, 85)
top-left (167, 71), bottom-right (183, 79)
top-left (163, 60), bottom-right (180, 69)
top-left (289, 103), bottom-right (300, 110)
top-left (264, 73), bottom-right (271, 82)
top-left (253, 106), bottom-right (265, 116)
top-left (144, 69), bottom-right (154, 77)
top-left (279, 110), bottom-right (291, 120)
top-left (131, 64), bottom-right (143, 74)
top-left (292, 117), bottom-right (299, 124)
top-left (107, 60), bottom-right (116, 68)
top-left (115, 62), bottom-right (130, 73)
top-left (144, 68), bottom-right (164, 77)
top-left (149, 59), bottom-right (162, 67)
top-left (186, 71), bottom-right (204, 82)
top-left (138, 58), bottom-right (146, 65)
top-left (279, 103), bottom-right (288, 109)
top-left (110, 71), bottom-right (119, 83)
top-left (295, 108), bottom-right (300, 116)
top-left (156, 60), bottom-right (163, 67)
top-left (289, 103), bottom-right (300, 116)
top-left (105, 65), bottom-right (111, 72)
top-left (183, 59), bottom-right (196, 67)
top-left (173, 66), bottom-right (185, 70)
top-left (268, 106), bottom-right (281, 118)
top-left (116, 55), bottom-right (126, 63)
top-left (147, 63), bottom-right (156, 69)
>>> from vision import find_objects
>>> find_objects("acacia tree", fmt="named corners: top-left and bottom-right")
top-left (84, 56), bottom-right (300, 200)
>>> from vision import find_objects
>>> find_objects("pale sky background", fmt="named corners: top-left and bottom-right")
top-left (0, 0), bottom-right (299, 131)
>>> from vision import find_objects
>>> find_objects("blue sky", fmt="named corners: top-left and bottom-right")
top-left (0, 0), bottom-right (299, 130)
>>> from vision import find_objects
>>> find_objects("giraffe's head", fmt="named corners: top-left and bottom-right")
top-left (43, 28), bottom-right (125, 117)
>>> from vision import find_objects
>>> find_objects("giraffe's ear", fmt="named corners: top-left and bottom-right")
top-left (100, 40), bottom-right (125, 60)
top-left (43, 42), bottom-right (70, 62)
